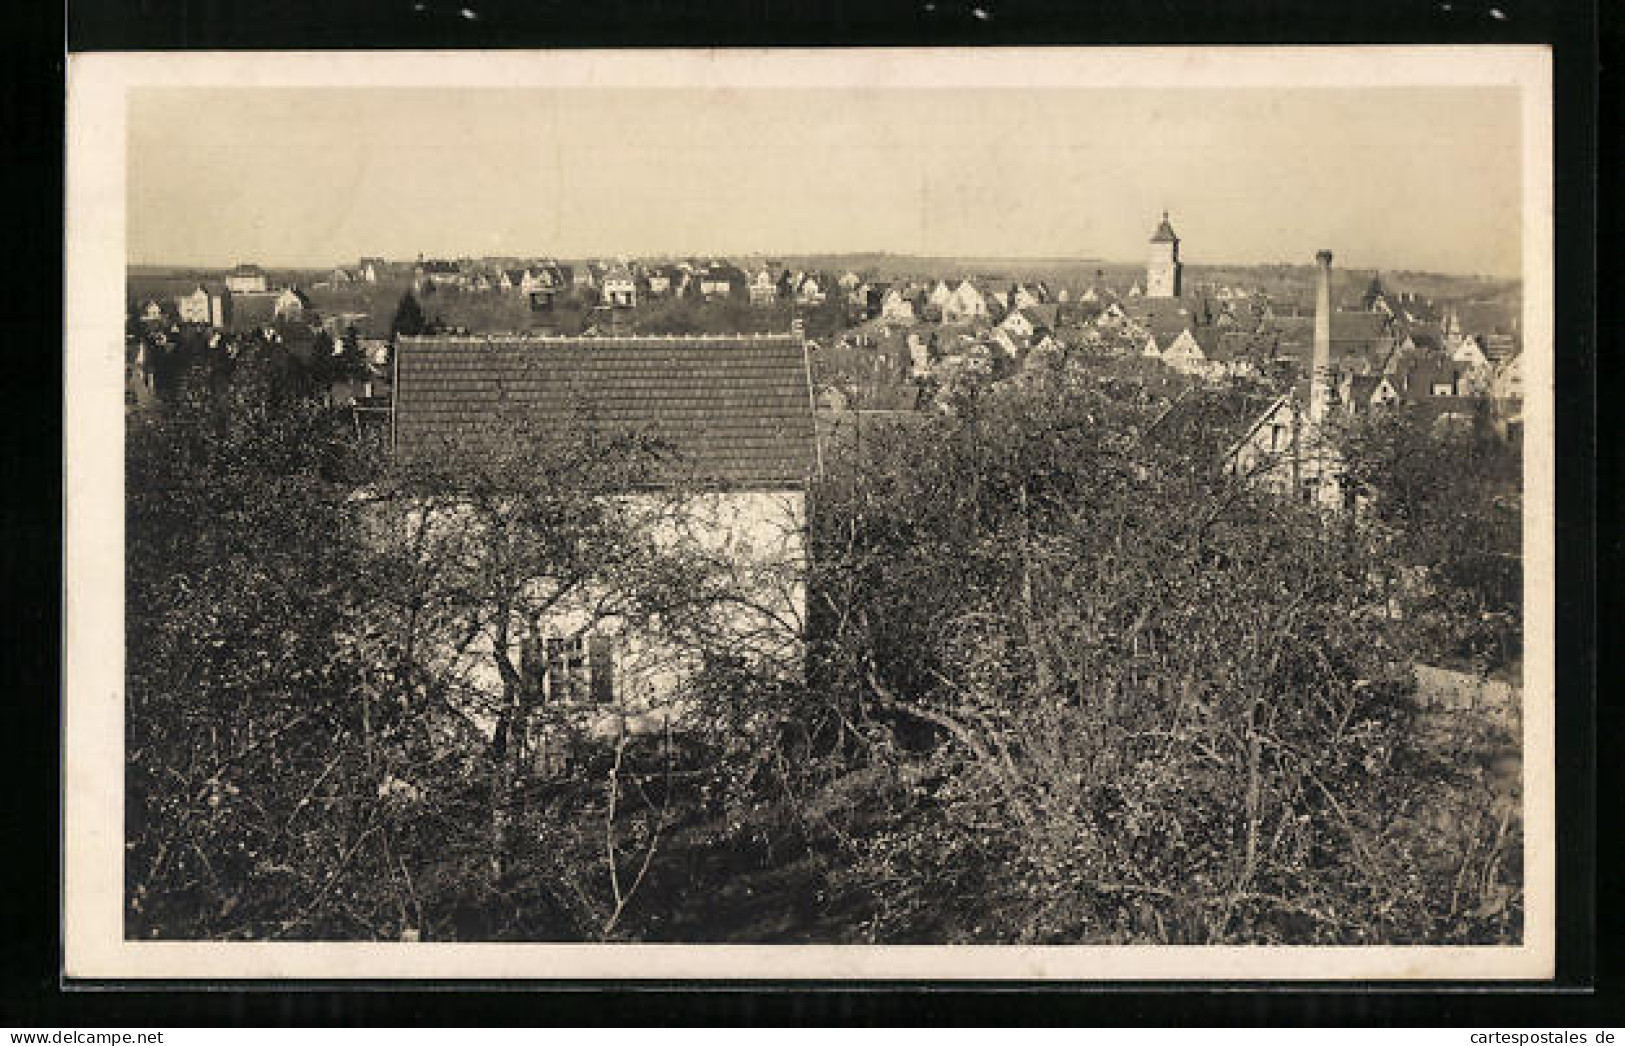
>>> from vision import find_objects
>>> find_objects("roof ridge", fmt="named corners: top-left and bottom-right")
top-left (400, 332), bottom-right (797, 341)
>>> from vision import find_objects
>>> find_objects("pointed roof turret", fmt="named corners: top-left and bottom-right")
top-left (1150, 210), bottom-right (1179, 243)
top-left (1362, 271), bottom-right (1388, 303)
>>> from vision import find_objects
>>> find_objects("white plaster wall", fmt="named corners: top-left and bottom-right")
top-left (363, 487), bottom-right (807, 741)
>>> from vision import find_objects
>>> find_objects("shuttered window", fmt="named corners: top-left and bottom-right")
top-left (544, 637), bottom-right (587, 703)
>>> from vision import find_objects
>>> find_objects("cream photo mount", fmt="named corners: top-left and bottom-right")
top-left (65, 45), bottom-right (1556, 981)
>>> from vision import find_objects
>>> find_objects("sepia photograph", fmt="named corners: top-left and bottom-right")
top-left (63, 47), bottom-right (1554, 980)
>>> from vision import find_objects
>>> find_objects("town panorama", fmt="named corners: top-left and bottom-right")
top-left (124, 213), bottom-right (1525, 948)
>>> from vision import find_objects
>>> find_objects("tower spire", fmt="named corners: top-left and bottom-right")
top-left (1146, 210), bottom-right (1182, 297)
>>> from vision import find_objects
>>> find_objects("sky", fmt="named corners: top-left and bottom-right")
top-left (127, 86), bottom-right (1523, 276)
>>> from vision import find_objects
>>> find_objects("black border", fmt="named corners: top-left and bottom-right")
top-left (61, 0), bottom-right (1592, 51)
top-left (24, 0), bottom-right (1606, 1026)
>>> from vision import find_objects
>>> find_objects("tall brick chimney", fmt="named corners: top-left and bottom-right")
top-left (1309, 249), bottom-right (1334, 423)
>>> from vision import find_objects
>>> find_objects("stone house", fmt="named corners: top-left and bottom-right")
top-left (600, 263), bottom-right (638, 308)
top-left (225, 263), bottom-right (268, 294)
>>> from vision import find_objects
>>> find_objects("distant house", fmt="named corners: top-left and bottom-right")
top-left (1393, 326), bottom-right (1446, 357)
top-left (1390, 293), bottom-right (1440, 327)
top-left (225, 264), bottom-right (268, 294)
top-left (749, 266), bottom-right (779, 306)
top-left (927, 280), bottom-right (953, 309)
top-left (1007, 283), bottom-right (1041, 312)
top-left (416, 259), bottom-right (463, 289)
top-left (1451, 334), bottom-right (1491, 372)
top-left (816, 385), bottom-right (851, 412)
top-left (1360, 273), bottom-right (1395, 316)
top-left (942, 280), bottom-right (990, 325)
top-left (1263, 298), bottom-right (1312, 320)
top-left (987, 327), bottom-right (1023, 358)
top-left (1481, 333), bottom-right (1518, 368)
top-left (905, 331), bottom-right (933, 376)
top-left (1492, 353), bottom-right (1523, 439)
top-left (645, 266), bottom-right (680, 299)
top-left (796, 274), bottom-right (828, 307)
top-left (1258, 311), bottom-right (1395, 377)
top-left (138, 300), bottom-right (166, 325)
top-left (698, 263), bottom-right (746, 300)
top-left (126, 338), bottom-right (159, 409)
top-left (1387, 353), bottom-right (1475, 400)
top-left (1000, 308), bottom-right (1036, 338)
top-left (274, 287), bottom-right (311, 321)
top-left (389, 332), bottom-right (818, 734)
top-left (176, 286), bottom-right (209, 324)
top-left (516, 268), bottom-right (548, 298)
top-left (359, 258), bottom-right (385, 283)
top-left (1338, 372), bottom-right (1403, 412)
top-left (176, 284), bottom-right (229, 328)
top-left (1227, 382), bottom-right (1345, 509)
top-left (321, 311), bottom-right (371, 340)
top-left (1155, 327), bottom-right (1225, 378)
top-left (1000, 304), bottom-right (1059, 339)
top-left (1092, 301), bottom-right (1129, 329)
top-left (330, 267), bottom-right (355, 285)
top-left (1491, 351), bottom-right (1522, 401)
top-left (601, 263), bottom-right (638, 308)
top-left (880, 287), bottom-right (917, 324)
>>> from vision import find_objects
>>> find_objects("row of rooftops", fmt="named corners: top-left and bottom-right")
top-left (308, 251), bottom-right (1515, 324)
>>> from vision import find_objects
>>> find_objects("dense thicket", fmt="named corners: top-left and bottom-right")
top-left (126, 350), bottom-right (1521, 944)
top-left (795, 382), bottom-right (1520, 943)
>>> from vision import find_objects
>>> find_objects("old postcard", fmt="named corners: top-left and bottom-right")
top-left (64, 46), bottom-right (1554, 980)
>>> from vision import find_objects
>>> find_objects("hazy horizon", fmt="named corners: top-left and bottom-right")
top-left (126, 253), bottom-right (1521, 282)
top-left (128, 86), bottom-right (1523, 278)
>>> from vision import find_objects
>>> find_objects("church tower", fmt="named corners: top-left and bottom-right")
top-left (1146, 211), bottom-right (1182, 299)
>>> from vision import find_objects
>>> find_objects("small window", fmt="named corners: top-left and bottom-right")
top-left (537, 634), bottom-right (617, 705)
top-left (543, 636), bottom-right (589, 703)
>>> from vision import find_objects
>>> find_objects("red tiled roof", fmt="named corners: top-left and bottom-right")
top-left (393, 334), bottom-right (817, 488)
